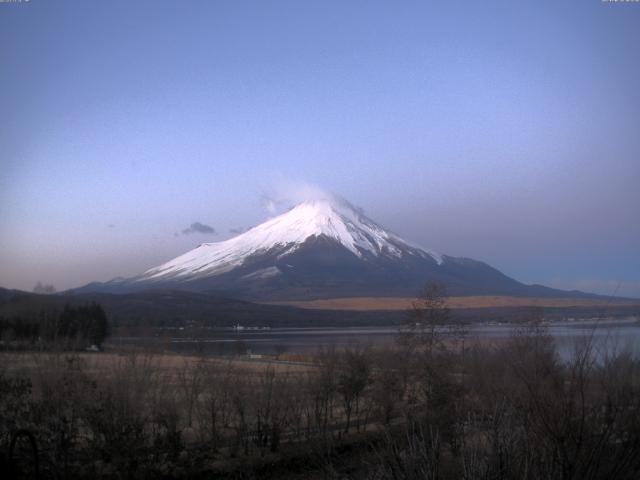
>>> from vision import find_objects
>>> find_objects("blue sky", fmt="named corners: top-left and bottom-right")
top-left (1, 0), bottom-right (639, 296)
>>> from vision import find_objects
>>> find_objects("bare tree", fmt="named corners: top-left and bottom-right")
top-left (337, 347), bottom-right (372, 433)
top-left (399, 282), bottom-right (452, 359)
top-left (177, 356), bottom-right (206, 427)
top-left (196, 359), bottom-right (235, 451)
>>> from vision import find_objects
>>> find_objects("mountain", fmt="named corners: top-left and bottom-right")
top-left (74, 197), bottom-right (599, 300)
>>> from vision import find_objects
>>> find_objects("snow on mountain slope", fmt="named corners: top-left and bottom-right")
top-left (72, 196), bottom-right (604, 300)
top-left (139, 198), bottom-right (442, 283)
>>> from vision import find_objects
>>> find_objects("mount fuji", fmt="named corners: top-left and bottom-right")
top-left (76, 197), bottom-right (593, 300)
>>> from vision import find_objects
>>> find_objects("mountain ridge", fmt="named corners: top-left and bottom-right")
top-left (72, 197), bottom-right (606, 300)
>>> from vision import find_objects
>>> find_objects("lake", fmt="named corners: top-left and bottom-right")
top-left (111, 317), bottom-right (640, 361)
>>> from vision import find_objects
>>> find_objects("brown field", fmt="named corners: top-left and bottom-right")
top-left (268, 295), bottom-right (640, 311)
top-left (0, 350), bottom-right (314, 381)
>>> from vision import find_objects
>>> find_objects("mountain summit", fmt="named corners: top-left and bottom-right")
top-left (142, 198), bottom-right (442, 284)
top-left (76, 197), bottom-right (594, 300)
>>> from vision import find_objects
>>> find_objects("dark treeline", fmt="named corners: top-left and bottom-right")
top-left (2, 287), bottom-right (637, 330)
top-left (0, 303), bottom-right (109, 349)
top-left (1, 285), bottom-right (639, 479)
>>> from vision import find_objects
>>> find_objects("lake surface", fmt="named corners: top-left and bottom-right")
top-left (111, 317), bottom-right (640, 360)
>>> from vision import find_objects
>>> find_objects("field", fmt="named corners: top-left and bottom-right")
top-left (270, 295), bottom-right (640, 310)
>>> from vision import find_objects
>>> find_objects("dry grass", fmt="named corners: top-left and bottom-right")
top-left (0, 350), bottom-right (313, 382)
top-left (267, 295), bottom-right (640, 311)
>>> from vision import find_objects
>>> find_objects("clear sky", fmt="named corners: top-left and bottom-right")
top-left (1, 0), bottom-right (639, 297)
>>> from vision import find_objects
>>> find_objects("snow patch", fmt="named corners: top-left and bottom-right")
top-left (240, 266), bottom-right (281, 281)
top-left (140, 198), bottom-right (442, 281)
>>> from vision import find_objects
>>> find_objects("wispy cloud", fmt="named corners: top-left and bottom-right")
top-left (182, 222), bottom-right (216, 235)
top-left (259, 176), bottom-right (344, 215)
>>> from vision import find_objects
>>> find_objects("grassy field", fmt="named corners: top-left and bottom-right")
top-left (0, 350), bottom-right (313, 381)
top-left (268, 295), bottom-right (640, 311)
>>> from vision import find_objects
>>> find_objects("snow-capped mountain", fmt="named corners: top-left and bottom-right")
top-left (75, 197), bottom-right (593, 300)
top-left (142, 198), bottom-right (442, 283)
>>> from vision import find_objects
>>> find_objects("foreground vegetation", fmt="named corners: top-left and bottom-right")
top-left (0, 303), bottom-right (110, 350)
top-left (1, 286), bottom-right (639, 479)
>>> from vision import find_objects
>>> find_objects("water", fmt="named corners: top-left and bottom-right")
top-left (111, 317), bottom-right (640, 360)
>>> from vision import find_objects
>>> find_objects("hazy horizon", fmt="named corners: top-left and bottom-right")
top-left (1, 1), bottom-right (639, 297)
